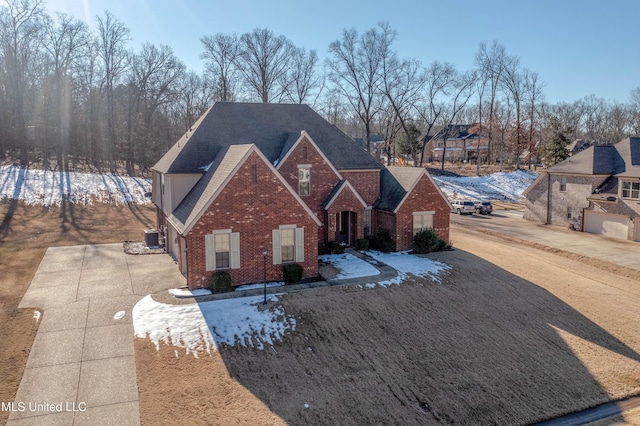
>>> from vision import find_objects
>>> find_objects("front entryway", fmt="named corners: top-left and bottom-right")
top-left (336, 211), bottom-right (357, 246)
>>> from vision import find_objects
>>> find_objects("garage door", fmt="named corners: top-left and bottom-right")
top-left (584, 211), bottom-right (629, 240)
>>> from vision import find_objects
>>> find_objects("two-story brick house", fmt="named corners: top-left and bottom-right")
top-left (152, 102), bottom-right (451, 289)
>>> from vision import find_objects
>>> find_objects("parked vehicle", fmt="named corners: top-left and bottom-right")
top-left (474, 200), bottom-right (493, 215)
top-left (450, 200), bottom-right (475, 215)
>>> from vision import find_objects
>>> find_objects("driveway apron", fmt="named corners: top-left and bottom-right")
top-left (9, 243), bottom-right (185, 425)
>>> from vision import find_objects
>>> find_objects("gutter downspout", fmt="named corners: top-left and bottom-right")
top-left (546, 173), bottom-right (551, 224)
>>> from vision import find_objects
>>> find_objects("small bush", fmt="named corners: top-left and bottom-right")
top-left (356, 238), bottom-right (370, 251)
top-left (282, 263), bottom-right (303, 284)
top-left (374, 229), bottom-right (395, 252)
top-left (323, 240), bottom-right (345, 254)
top-left (209, 271), bottom-right (232, 293)
top-left (413, 229), bottom-right (451, 254)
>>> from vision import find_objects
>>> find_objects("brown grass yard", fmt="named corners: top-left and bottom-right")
top-left (136, 226), bottom-right (640, 425)
top-left (0, 201), bottom-right (155, 425)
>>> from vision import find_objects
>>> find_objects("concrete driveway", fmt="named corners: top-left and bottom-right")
top-left (451, 210), bottom-right (640, 272)
top-left (9, 243), bottom-right (185, 425)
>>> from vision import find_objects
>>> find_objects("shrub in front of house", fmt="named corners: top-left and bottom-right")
top-left (321, 240), bottom-right (345, 254)
top-left (413, 229), bottom-right (452, 254)
top-left (282, 263), bottom-right (303, 284)
top-left (356, 238), bottom-right (370, 251)
top-left (210, 271), bottom-right (232, 293)
top-left (370, 229), bottom-right (395, 252)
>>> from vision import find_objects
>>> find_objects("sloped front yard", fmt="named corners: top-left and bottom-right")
top-left (134, 229), bottom-right (640, 425)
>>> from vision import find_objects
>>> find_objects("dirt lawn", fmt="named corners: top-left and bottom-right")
top-left (135, 225), bottom-right (640, 425)
top-left (0, 201), bottom-right (155, 425)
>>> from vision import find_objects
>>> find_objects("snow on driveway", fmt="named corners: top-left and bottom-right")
top-left (0, 165), bottom-right (151, 205)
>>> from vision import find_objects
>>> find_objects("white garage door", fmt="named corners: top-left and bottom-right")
top-left (584, 211), bottom-right (629, 240)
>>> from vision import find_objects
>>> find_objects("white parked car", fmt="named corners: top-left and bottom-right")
top-left (450, 200), bottom-right (475, 215)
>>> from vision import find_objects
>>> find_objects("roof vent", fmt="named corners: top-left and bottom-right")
top-left (606, 196), bottom-right (617, 202)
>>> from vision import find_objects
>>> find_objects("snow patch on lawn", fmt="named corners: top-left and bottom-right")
top-left (319, 253), bottom-right (380, 279)
top-left (432, 170), bottom-right (537, 202)
top-left (133, 294), bottom-right (296, 355)
top-left (0, 165), bottom-right (151, 206)
top-left (365, 250), bottom-right (450, 286)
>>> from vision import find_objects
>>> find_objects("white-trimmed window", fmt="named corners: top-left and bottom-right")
top-left (413, 211), bottom-right (435, 235)
top-left (205, 230), bottom-right (240, 271)
top-left (560, 177), bottom-right (567, 192)
top-left (567, 207), bottom-right (572, 219)
top-left (622, 181), bottom-right (640, 199)
top-left (272, 225), bottom-right (304, 264)
top-left (298, 165), bottom-right (310, 196)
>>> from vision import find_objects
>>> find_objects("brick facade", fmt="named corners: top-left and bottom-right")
top-left (372, 174), bottom-right (450, 251)
top-left (184, 151), bottom-right (318, 289)
top-left (324, 184), bottom-right (367, 244)
top-left (277, 135), bottom-right (341, 243)
top-left (339, 170), bottom-right (380, 206)
top-left (392, 175), bottom-right (451, 251)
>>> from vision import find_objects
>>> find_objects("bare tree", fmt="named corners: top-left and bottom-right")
top-left (523, 70), bottom-right (544, 168)
top-left (127, 43), bottom-right (185, 172)
top-left (42, 12), bottom-right (91, 170)
top-left (200, 32), bottom-right (239, 102)
top-left (500, 56), bottom-right (525, 168)
top-left (95, 11), bottom-right (130, 171)
top-left (236, 28), bottom-right (293, 103)
top-left (437, 70), bottom-right (478, 171)
top-left (377, 22), bottom-right (426, 165)
top-left (283, 46), bottom-right (322, 105)
top-left (327, 25), bottom-right (385, 153)
top-left (493, 97), bottom-right (513, 170)
top-left (416, 61), bottom-right (457, 166)
top-left (0, 0), bottom-right (46, 165)
top-left (475, 41), bottom-right (510, 166)
top-left (174, 71), bottom-right (214, 131)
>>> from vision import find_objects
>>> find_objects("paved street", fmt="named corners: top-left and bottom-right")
top-left (451, 209), bottom-right (640, 272)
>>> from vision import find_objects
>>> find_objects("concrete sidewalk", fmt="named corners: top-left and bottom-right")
top-left (9, 244), bottom-right (185, 426)
top-left (451, 210), bottom-right (640, 273)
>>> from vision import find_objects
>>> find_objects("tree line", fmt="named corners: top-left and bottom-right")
top-left (2, 1), bottom-right (639, 175)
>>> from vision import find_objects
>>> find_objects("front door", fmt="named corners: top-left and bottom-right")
top-left (336, 211), bottom-right (357, 246)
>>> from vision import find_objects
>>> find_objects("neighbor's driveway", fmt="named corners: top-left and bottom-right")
top-left (9, 243), bottom-right (185, 425)
top-left (451, 210), bottom-right (640, 272)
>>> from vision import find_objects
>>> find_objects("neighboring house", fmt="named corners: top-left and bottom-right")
top-left (421, 124), bottom-right (487, 163)
top-left (152, 102), bottom-right (451, 289)
top-left (566, 139), bottom-right (592, 156)
top-left (354, 133), bottom-right (386, 160)
top-left (523, 137), bottom-right (640, 242)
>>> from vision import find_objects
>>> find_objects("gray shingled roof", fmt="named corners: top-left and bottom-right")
top-left (613, 137), bottom-right (640, 177)
top-left (169, 144), bottom-right (253, 234)
top-left (548, 137), bottom-right (640, 177)
top-left (547, 144), bottom-right (625, 175)
top-left (154, 102), bottom-right (381, 174)
top-left (376, 167), bottom-right (425, 212)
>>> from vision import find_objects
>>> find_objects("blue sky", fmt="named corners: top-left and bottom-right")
top-left (43, 0), bottom-right (640, 105)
